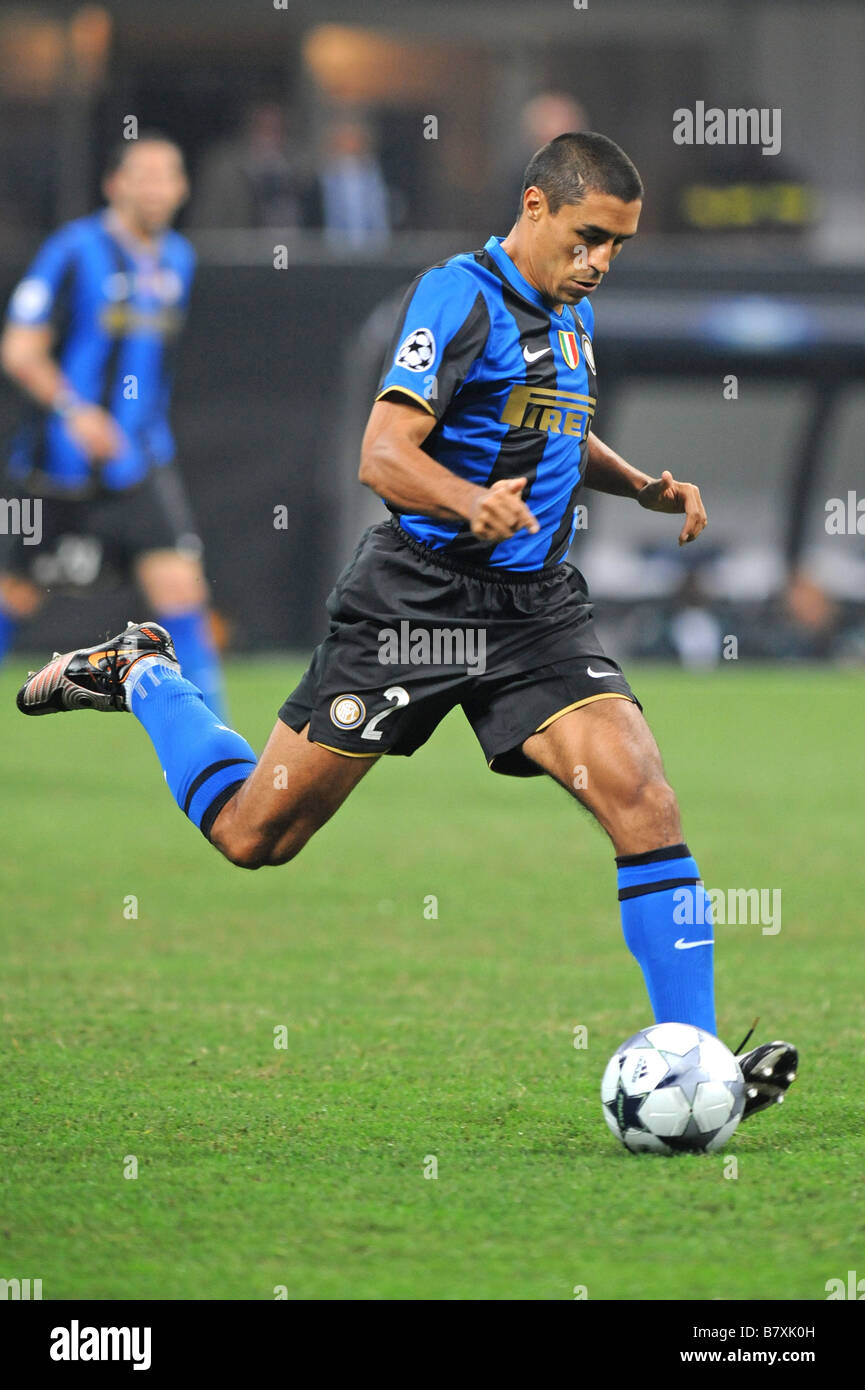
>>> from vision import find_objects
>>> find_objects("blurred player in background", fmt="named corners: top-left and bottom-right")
top-left (0, 133), bottom-right (226, 717)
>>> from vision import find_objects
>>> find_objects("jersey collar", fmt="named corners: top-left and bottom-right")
top-left (483, 235), bottom-right (575, 325)
top-left (101, 208), bottom-right (165, 267)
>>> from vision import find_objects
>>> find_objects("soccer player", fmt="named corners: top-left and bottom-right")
top-left (17, 133), bottom-right (795, 1120)
top-left (0, 133), bottom-right (226, 717)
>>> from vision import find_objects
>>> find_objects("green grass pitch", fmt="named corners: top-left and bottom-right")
top-left (1, 658), bottom-right (862, 1300)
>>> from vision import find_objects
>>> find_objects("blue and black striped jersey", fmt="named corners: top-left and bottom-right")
top-left (375, 234), bottom-right (597, 571)
top-left (5, 210), bottom-right (195, 493)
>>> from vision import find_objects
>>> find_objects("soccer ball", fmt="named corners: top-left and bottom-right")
top-left (601, 1023), bottom-right (745, 1154)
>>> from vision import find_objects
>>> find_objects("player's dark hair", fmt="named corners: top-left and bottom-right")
top-left (519, 131), bottom-right (643, 217)
top-left (103, 130), bottom-right (185, 177)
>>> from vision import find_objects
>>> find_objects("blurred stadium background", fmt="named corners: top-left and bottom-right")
top-left (1, 0), bottom-right (864, 661)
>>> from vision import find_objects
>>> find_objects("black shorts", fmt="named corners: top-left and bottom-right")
top-left (279, 519), bottom-right (641, 778)
top-left (0, 465), bottom-right (203, 591)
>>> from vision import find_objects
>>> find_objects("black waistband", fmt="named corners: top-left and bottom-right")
top-left (386, 518), bottom-right (564, 586)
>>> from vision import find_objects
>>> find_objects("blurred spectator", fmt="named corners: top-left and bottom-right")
top-left (307, 116), bottom-right (390, 247)
top-left (770, 570), bottom-right (840, 658)
top-left (521, 92), bottom-right (591, 155)
top-left (188, 101), bottom-right (311, 229)
top-left (668, 561), bottom-right (724, 668)
top-left (496, 91), bottom-right (589, 230)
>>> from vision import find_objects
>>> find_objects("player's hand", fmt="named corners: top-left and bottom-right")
top-left (64, 404), bottom-right (127, 463)
top-left (637, 469), bottom-right (707, 546)
top-left (469, 477), bottom-right (539, 542)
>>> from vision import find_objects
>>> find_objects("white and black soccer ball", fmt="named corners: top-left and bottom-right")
top-left (601, 1023), bottom-right (745, 1154)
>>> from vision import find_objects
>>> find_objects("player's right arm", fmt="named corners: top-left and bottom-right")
top-left (0, 232), bottom-right (124, 462)
top-left (359, 264), bottom-right (538, 542)
top-left (360, 400), bottom-right (537, 542)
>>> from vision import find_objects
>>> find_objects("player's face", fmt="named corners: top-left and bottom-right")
top-left (530, 189), bottom-right (641, 306)
top-left (105, 143), bottom-right (189, 235)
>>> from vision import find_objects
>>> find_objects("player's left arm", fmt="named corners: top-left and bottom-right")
top-left (583, 432), bottom-right (708, 546)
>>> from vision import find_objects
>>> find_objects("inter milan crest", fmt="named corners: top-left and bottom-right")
top-left (580, 333), bottom-right (596, 373)
top-left (395, 327), bottom-right (436, 372)
top-left (330, 695), bottom-right (366, 729)
top-left (558, 329), bottom-right (580, 369)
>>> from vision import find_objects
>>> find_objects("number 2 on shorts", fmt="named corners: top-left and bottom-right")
top-left (360, 686), bottom-right (410, 742)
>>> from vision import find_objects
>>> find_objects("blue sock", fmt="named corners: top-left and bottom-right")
top-left (157, 608), bottom-right (227, 721)
top-left (126, 657), bottom-right (256, 838)
top-left (0, 606), bottom-right (18, 663)
top-left (616, 842), bottom-right (716, 1034)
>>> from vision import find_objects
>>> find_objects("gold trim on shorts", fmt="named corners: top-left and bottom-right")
top-left (312, 741), bottom-right (381, 758)
top-left (486, 691), bottom-right (635, 769)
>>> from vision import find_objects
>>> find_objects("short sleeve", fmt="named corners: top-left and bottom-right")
top-left (375, 264), bottom-right (490, 420)
top-left (5, 227), bottom-right (78, 327)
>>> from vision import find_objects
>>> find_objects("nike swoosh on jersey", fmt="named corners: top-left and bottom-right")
top-left (674, 937), bottom-right (715, 949)
top-left (586, 665), bottom-right (615, 678)
top-left (522, 345), bottom-right (551, 362)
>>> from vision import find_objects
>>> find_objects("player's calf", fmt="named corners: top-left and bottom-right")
top-left (522, 697), bottom-right (682, 855)
top-left (207, 720), bottom-right (378, 870)
top-left (524, 697), bottom-right (715, 1033)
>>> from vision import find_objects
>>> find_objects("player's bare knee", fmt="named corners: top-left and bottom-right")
top-left (207, 799), bottom-right (266, 869)
top-left (233, 828), bottom-right (311, 870)
top-left (631, 776), bottom-right (681, 837)
top-left (214, 827), bottom-right (270, 871)
top-left (599, 768), bottom-right (678, 835)
top-left (213, 809), bottom-right (314, 870)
